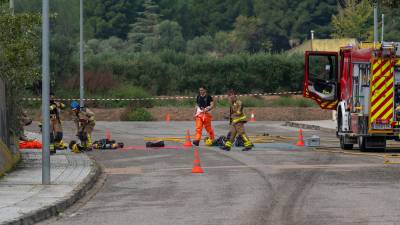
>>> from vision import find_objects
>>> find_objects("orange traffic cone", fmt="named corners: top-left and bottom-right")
top-left (166, 113), bottom-right (171, 123)
top-left (192, 149), bottom-right (203, 174)
top-left (183, 129), bottom-right (193, 147)
top-left (250, 111), bottom-right (256, 122)
top-left (296, 129), bottom-right (305, 146)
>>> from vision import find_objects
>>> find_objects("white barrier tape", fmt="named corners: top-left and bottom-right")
top-left (22, 91), bottom-right (302, 101)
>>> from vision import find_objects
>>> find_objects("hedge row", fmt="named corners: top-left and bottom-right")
top-left (83, 50), bottom-right (304, 96)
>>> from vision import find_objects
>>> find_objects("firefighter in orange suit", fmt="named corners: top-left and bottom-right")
top-left (193, 86), bottom-right (215, 146)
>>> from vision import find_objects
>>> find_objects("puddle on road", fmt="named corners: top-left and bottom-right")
top-left (253, 143), bottom-right (301, 150)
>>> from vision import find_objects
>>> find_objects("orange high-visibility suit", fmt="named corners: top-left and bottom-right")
top-left (194, 94), bottom-right (215, 145)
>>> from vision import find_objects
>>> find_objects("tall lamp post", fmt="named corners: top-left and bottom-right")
top-left (9, 0), bottom-right (14, 15)
top-left (80, 0), bottom-right (84, 107)
top-left (42, 0), bottom-right (51, 184)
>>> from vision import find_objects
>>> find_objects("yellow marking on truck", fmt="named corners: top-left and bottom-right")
top-left (369, 58), bottom-right (395, 131)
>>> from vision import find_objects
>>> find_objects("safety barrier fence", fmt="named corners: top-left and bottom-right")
top-left (22, 91), bottom-right (303, 102)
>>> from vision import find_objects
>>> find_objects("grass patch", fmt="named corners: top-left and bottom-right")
top-left (153, 99), bottom-right (194, 107)
top-left (121, 107), bottom-right (154, 121)
top-left (267, 96), bottom-right (316, 107)
top-left (241, 97), bottom-right (268, 107)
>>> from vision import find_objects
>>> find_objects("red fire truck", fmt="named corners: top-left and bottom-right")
top-left (303, 43), bottom-right (400, 151)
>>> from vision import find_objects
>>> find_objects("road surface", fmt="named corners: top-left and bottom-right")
top-left (28, 121), bottom-right (400, 225)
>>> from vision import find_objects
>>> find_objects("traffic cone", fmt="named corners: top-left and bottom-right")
top-left (250, 111), bottom-right (256, 122)
top-left (192, 149), bottom-right (203, 174)
top-left (166, 113), bottom-right (171, 123)
top-left (183, 129), bottom-right (193, 147)
top-left (296, 129), bottom-right (305, 146)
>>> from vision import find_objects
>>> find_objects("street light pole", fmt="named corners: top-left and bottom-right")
top-left (9, 0), bottom-right (14, 15)
top-left (42, 0), bottom-right (51, 185)
top-left (373, 3), bottom-right (378, 43)
top-left (80, 0), bottom-right (84, 108)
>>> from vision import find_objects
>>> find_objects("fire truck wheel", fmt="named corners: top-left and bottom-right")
top-left (358, 136), bottom-right (367, 152)
top-left (340, 136), bottom-right (353, 150)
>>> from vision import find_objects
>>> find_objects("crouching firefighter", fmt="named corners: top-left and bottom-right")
top-left (221, 90), bottom-right (253, 151)
top-left (49, 92), bottom-right (67, 154)
top-left (69, 101), bottom-right (96, 153)
top-left (193, 85), bottom-right (216, 146)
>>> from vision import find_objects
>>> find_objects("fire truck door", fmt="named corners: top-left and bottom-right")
top-left (304, 51), bottom-right (339, 109)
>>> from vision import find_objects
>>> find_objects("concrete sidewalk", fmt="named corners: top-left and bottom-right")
top-left (0, 150), bottom-right (100, 225)
top-left (285, 120), bottom-right (336, 132)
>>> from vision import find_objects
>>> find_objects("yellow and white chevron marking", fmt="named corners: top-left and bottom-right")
top-left (304, 88), bottom-right (338, 110)
top-left (369, 58), bottom-right (395, 130)
top-left (320, 100), bottom-right (338, 109)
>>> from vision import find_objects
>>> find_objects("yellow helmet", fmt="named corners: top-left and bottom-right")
top-left (205, 137), bottom-right (213, 146)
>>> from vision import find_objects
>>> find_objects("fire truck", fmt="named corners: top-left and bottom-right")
top-left (303, 43), bottom-right (400, 151)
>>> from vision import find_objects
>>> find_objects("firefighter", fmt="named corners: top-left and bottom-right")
top-left (49, 92), bottom-right (67, 154)
top-left (70, 101), bottom-right (96, 153)
top-left (19, 110), bottom-right (32, 141)
top-left (221, 90), bottom-right (253, 151)
top-left (193, 86), bottom-right (215, 146)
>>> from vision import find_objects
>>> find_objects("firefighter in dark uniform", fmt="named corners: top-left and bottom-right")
top-left (49, 92), bottom-right (67, 154)
top-left (221, 90), bottom-right (253, 151)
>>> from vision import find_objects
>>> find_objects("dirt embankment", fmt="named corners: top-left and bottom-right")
top-left (27, 107), bottom-right (332, 121)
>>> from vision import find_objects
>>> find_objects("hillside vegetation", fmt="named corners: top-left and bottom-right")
top-left (12, 0), bottom-right (400, 99)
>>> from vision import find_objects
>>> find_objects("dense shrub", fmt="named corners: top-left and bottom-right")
top-left (121, 107), bottom-right (154, 121)
top-left (83, 51), bottom-right (304, 96)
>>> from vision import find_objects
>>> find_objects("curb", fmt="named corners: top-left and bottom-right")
top-left (284, 121), bottom-right (336, 134)
top-left (4, 155), bottom-right (102, 225)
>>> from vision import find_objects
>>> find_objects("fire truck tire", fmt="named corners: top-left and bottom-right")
top-left (358, 136), bottom-right (367, 152)
top-left (358, 136), bottom-right (385, 152)
top-left (340, 136), bottom-right (353, 150)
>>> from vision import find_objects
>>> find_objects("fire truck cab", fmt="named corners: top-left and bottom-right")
top-left (303, 43), bottom-right (400, 151)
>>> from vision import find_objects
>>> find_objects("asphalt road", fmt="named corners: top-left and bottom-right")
top-left (32, 121), bottom-right (400, 225)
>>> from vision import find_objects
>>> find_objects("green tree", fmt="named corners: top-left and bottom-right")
top-left (0, 5), bottom-right (40, 135)
top-left (331, 0), bottom-right (374, 40)
top-left (231, 16), bottom-right (270, 53)
top-left (15, 0), bottom-right (80, 83)
top-left (214, 31), bottom-right (235, 54)
top-left (128, 0), bottom-right (160, 51)
top-left (84, 0), bottom-right (142, 39)
top-left (157, 20), bottom-right (185, 52)
top-left (186, 35), bottom-right (214, 55)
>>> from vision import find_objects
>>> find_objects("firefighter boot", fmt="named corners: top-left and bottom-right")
top-left (49, 133), bottom-right (56, 154)
top-left (192, 140), bottom-right (200, 146)
top-left (242, 135), bottom-right (253, 151)
top-left (69, 141), bottom-right (81, 153)
top-left (220, 140), bottom-right (232, 151)
top-left (54, 132), bottom-right (67, 150)
top-left (59, 140), bottom-right (68, 149)
top-left (50, 144), bottom-right (56, 155)
top-left (72, 143), bottom-right (82, 153)
top-left (204, 137), bottom-right (214, 146)
top-left (85, 134), bottom-right (93, 151)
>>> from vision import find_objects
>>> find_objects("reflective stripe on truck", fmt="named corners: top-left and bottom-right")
top-left (369, 58), bottom-right (396, 132)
